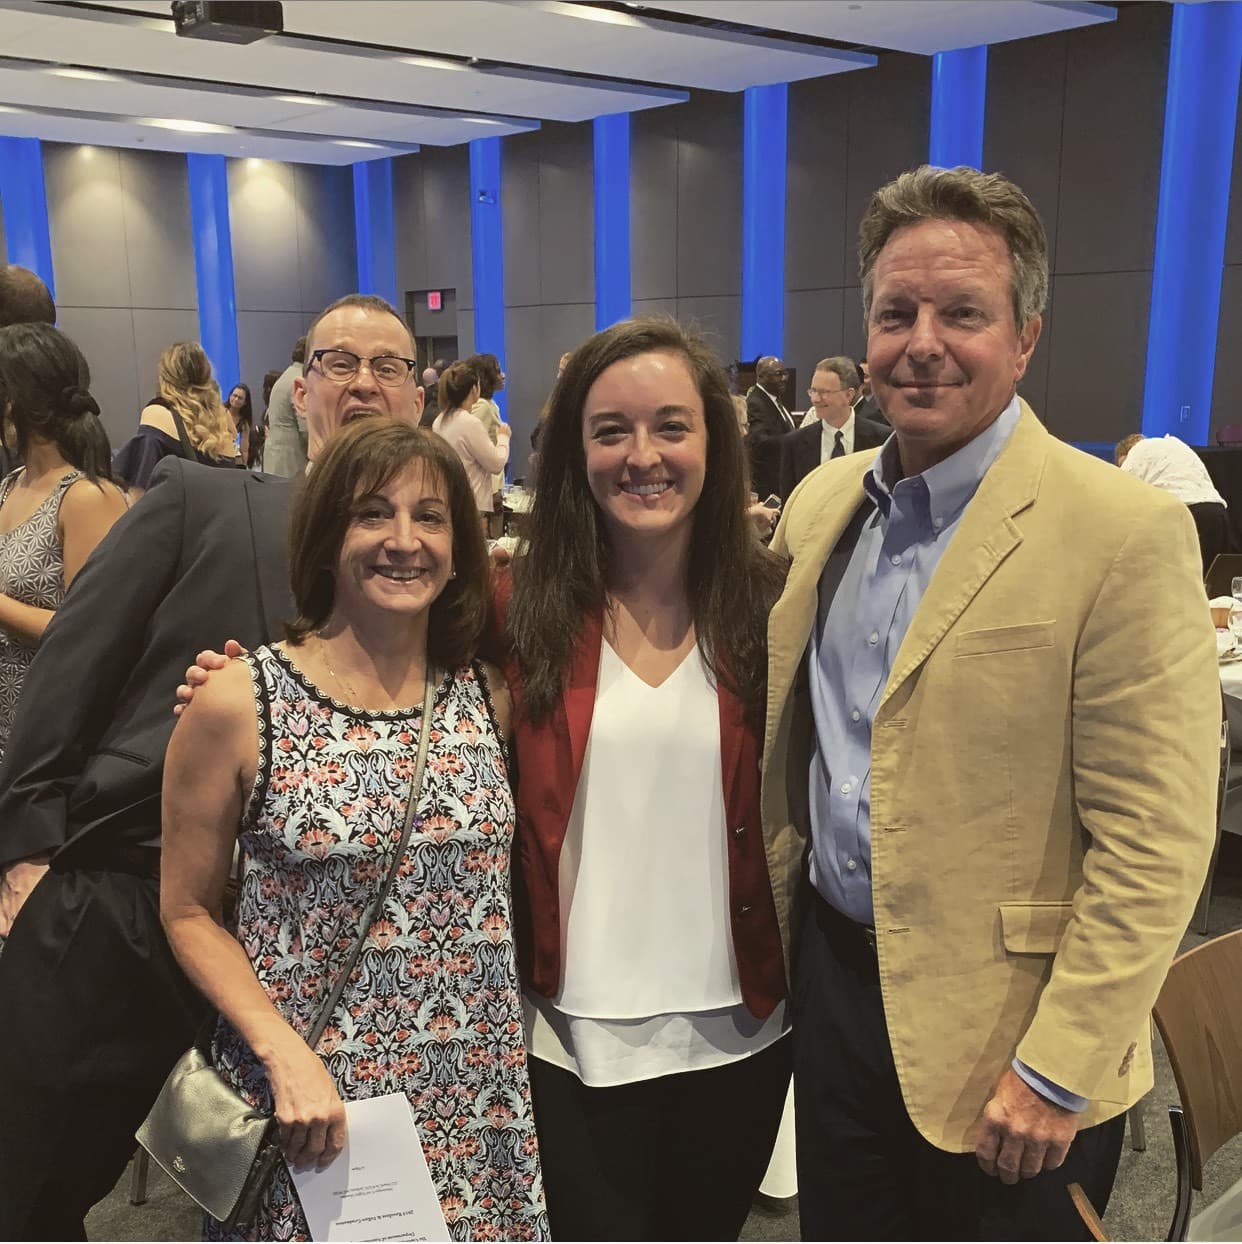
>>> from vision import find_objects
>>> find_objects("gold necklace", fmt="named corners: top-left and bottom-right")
top-left (316, 635), bottom-right (363, 706)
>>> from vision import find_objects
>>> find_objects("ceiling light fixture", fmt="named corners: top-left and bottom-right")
top-left (273, 93), bottom-right (333, 107)
top-left (336, 139), bottom-right (382, 148)
top-left (141, 117), bottom-right (237, 134)
top-left (47, 67), bottom-right (118, 82)
top-left (400, 55), bottom-right (470, 72)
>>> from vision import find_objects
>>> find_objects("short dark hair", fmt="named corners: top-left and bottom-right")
top-left (468, 353), bottom-right (503, 400)
top-left (262, 368), bottom-right (282, 407)
top-left (1115, 432), bottom-right (1144, 467)
top-left (508, 315), bottom-right (787, 724)
top-left (438, 360), bottom-right (477, 415)
top-left (0, 322), bottom-right (112, 480)
top-left (285, 420), bottom-right (489, 672)
top-left (0, 265), bottom-right (55, 329)
top-left (291, 335), bottom-right (308, 365)
top-left (302, 295), bottom-right (414, 373)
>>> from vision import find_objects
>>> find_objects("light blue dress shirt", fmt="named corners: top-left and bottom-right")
top-left (806, 395), bottom-right (1086, 1112)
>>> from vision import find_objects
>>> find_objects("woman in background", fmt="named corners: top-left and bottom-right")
top-left (0, 323), bottom-right (127, 758)
top-left (113, 342), bottom-right (241, 500)
top-left (226, 384), bottom-right (253, 468)
top-left (434, 361), bottom-right (511, 518)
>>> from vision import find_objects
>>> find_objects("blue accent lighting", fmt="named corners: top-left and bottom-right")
top-left (353, 159), bottom-right (397, 307)
top-left (0, 137), bottom-right (55, 299)
top-left (929, 45), bottom-right (988, 170)
top-left (469, 137), bottom-right (507, 420)
top-left (186, 154), bottom-right (240, 399)
top-left (741, 83), bottom-right (787, 361)
top-left (594, 113), bottom-right (631, 331)
top-left (1141, 2), bottom-right (1242, 444)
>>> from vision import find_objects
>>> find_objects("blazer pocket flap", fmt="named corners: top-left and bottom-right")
top-left (999, 901), bottom-right (1074, 954)
top-left (956, 621), bottom-right (1055, 657)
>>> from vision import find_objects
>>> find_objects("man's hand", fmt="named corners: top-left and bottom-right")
top-left (0, 855), bottom-right (51, 937)
top-left (974, 1067), bottom-right (1080, 1185)
top-left (174, 640), bottom-right (247, 716)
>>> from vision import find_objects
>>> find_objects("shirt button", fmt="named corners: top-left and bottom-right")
top-left (846, 858), bottom-right (858, 871)
top-left (933, 517), bottom-right (944, 529)
top-left (890, 554), bottom-right (901, 566)
top-left (868, 632), bottom-right (879, 646)
top-left (840, 781), bottom-right (851, 795)
top-left (851, 708), bottom-right (861, 722)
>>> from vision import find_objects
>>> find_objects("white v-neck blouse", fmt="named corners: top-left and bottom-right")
top-left (525, 640), bottom-right (788, 1086)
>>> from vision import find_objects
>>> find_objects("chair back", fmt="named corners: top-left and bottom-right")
top-left (1204, 553), bottom-right (1242, 599)
top-left (1152, 928), bottom-right (1242, 1189)
top-left (1216, 424), bottom-right (1242, 446)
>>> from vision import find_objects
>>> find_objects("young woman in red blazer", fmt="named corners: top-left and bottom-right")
top-left (494, 318), bottom-right (791, 1241)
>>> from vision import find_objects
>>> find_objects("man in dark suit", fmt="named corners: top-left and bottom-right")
top-left (746, 354), bottom-right (796, 500)
top-left (0, 293), bottom-right (424, 1239)
top-left (779, 356), bottom-right (888, 499)
top-left (853, 356), bottom-right (886, 426)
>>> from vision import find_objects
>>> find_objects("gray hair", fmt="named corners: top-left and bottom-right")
top-left (812, 356), bottom-right (861, 392)
top-left (858, 165), bottom-right (1049, 331)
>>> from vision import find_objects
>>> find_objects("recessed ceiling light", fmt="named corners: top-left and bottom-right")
top-left (141, 118), bottom-right (236, 134)
top-left (336, 140), bottom-right (382, 148)
top-left (401, 55), bottom-right (469, 72)
top-left (47, 67), bottom-right (118, 82)
top-left (460, 118), bottom-right (501, 126)
top-left (273, 93), bottom-right (333, 107)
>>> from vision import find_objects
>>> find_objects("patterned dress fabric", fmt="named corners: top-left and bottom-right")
top-left (207, 645), bottom-right (547, 1243)
top-left (0, 469), bottom-right (83, 759)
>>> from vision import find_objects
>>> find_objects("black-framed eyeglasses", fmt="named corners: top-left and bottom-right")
top-left (309, 349), bottom-right (417, 387)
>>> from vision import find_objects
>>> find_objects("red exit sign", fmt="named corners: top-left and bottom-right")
top-left (427, 290), bottom-right (443, 311)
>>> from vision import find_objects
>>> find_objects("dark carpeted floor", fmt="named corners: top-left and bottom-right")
top-left (85, 837), bottom-right (1242, 1242)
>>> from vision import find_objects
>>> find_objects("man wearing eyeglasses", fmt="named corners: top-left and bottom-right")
top-left (780, 356), bottom-right (890, 499)
top-left (0, 294), bottom-right (424, 1240)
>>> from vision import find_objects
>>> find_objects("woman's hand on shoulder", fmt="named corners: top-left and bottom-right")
top-left (480, 660), bottom-right (513, 739)
top-left (174, 639), bottom-right (249, 716)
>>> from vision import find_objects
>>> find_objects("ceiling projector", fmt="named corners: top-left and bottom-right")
top-left (171, 2), bottom-right (284, 44)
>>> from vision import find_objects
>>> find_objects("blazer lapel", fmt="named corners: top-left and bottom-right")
top-left (242, 471), bottom-right (296, 642)
top-left (562, 608), bottom-right (603, 792)
top-left (880, 403), bottom-right (1048, 709)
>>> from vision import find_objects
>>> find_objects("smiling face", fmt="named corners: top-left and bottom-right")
top-left (809, 367), bottom-right (855, 428)
top-left (867, 218), bottom-right (1040, 477)
top-left (333, 461), bottom-right (454, 627)
top-left (293, 305), bottom-right (423, 462)
top-left (581, 350), bottom-right (708, 554)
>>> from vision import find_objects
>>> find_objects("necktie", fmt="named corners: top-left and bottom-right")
top-left (831, 430), bottom-right (845, 459)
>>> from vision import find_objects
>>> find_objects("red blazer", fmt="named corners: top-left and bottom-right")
top-left (488, 571), bottom-right (786, 1020)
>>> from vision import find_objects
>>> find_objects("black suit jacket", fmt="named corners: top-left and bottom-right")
top-left (778, 414), bottom-right (889, 501)
top-left (854, 393), bottom-right (886, 426)
top-left (0, 458), bottom-right (294, 868)
top-left (746, 386), bottom-right (796, 500)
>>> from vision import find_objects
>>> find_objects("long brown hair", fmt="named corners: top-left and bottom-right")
top-left (507, 316), bottom-right (787, 724)
top-left (157, 341), bottom-right (236, 458)
top-left (285, 419), bottom-right (489, 673)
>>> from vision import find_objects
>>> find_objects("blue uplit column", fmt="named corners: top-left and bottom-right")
top-left (929, 45), bottom-right (988, 170)
top-left (0, 137), bottom-right (55, 299)
top-left (186, 154), bottom-right (240, 393)
top-left (353, 158), bottom-right (397, 307)
top-left (469, 137), bottom-right (507, 420)
top-left (594, 113), bottom-right (631, 331)
top-left (1141, 2), bottom-right (1242, 443)
top-left (741, 83), bottom-right (787, 361)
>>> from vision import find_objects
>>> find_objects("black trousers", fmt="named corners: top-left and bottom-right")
top-left (1189, 500), bottom-right (1234, 576)
top-left (792, 893), bottom-right (1126, 1242)
top-left (0, 854), bottom-right (205, 1242)
top-left (529, 1033), bottom-right (792, 1241)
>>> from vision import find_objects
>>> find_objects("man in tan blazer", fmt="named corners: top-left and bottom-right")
top-left (763, 166), bottom-right (1220, 1240)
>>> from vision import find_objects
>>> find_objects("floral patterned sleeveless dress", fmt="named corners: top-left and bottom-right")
top-left (0, 468), bottom-right (83, 760)
top-left (207, 645), bottom-right (548, 1242)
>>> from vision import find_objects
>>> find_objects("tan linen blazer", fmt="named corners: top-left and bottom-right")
top-left (763, 402), bottom-right (1220, 1152)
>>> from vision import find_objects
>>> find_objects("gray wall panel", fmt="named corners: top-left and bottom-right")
top-left (1044, 271), bottom-right (1152, 442)
top-left (393, 153), bottom-right (427, 294)
top-left (785, 288), bottom-right (847, 396)
top-left (237, 310), bottom-right (309, 403)
top-left (131, 306), bottom-right (200, 406)
top-left (45, 144), bottom-right (131, 309)
top-left (676, 94), bottom-right (742, 300)
top-left (118, 150), bottom-right (197, 311)
top-left (631, 106), bottom-right (679, 303)
top-left (632, 298), bottom-right (678, 322)
top-left (1212, 265), bottom-right (1242, 438)
top-left (503, 131), bottom-right (543, 309)
top-left (57, 305), bottom-right (139, 444)
top-left (457, 308), bottom-right (476, 359)
top-left (1227, 95), bottom-right (1242, 269)
top-left (537, 123), bottom-right (594, 308)
top-left (1055, 4), bottom-right (1168, 276)
top-left (503, 304), bottom-right (541, 478)
top-left (228, 159), bottom-right (302, 313)
top-left (984, 32), bottom-right (1068, 267)
top-left (675, 295), bottom-right (739, 368)
top-left (786, 75), bottom-right (851, 294)
top-left (422, 148), bottom-right (473, 308)
top-left (293, 164), bottom-right (356, 315)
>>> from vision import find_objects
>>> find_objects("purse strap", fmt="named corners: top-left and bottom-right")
top-left (166, 404), bottom-right (199, 461)
top-left (302, 668), bottom-right (439, 1052)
